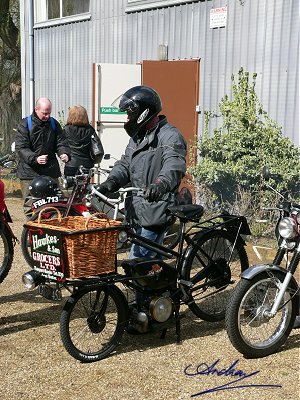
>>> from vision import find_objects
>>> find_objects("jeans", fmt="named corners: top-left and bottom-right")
top-left (129, 226), bottom-right (166, 309)
top-left (129, 226), bottom-right (166, 259)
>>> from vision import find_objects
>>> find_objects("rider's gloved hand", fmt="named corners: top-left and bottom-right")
top-left (95, 179), bottom-right (119, 196)
top-left (145, 179), bottom-right (169, 202)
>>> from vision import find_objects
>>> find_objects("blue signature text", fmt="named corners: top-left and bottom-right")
top-left (184, 358), bottom-right (282, 397)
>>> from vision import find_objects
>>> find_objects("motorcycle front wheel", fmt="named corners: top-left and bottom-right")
top-left (60, 285), bottom-right (128, 363)
top-left (225, 271), bottom-right (298, 358)
top-left (0, 225), bottom-right (14, 283)
top-left (183, 230), bottom-right (249, 322)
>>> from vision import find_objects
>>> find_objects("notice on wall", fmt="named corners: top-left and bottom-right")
top-left (210, 6), bottom-right (227, 29)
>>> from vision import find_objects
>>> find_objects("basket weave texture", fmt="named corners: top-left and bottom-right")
top-left (27, 210), bottom-right (122, 279)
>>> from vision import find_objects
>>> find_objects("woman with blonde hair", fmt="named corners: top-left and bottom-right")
top-left (64, 105), bottom-right (104, 176)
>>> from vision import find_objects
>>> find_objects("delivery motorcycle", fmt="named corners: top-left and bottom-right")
top-left (225, 166), bottom-right (300, 358)
top-left (22, 186), bottom-right (251, 362)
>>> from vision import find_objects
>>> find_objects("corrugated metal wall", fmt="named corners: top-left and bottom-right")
top-left (21, 0), bottom-right (299, 146)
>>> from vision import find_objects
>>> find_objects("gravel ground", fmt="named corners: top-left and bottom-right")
top-left (0, 197), bottom-right (299, 400)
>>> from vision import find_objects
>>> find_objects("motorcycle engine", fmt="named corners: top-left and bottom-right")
top-left (130, 293), bottom-right (174, 333)
top-left (149, 296), bottom-right (173, 322)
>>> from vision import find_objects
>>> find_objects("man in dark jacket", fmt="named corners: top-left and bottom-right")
top-left (98, 86), bottom-right (186, 333)
top-left (98, 86), bottom-right (187, 258)
top-left (15, 97), bottom-right (71, 200)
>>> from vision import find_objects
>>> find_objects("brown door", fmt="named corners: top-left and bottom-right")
top-left (142, 59), bottom-right (200, 198)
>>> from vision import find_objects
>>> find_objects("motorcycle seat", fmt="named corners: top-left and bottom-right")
top-left (166, 204), bottom-right (204, 222)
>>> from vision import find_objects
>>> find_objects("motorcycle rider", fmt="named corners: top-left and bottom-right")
top-left (97, 86), bottom-right (187, 331)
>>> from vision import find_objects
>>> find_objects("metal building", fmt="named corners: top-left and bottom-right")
top-left (20, 0), bottom-right (299, 147)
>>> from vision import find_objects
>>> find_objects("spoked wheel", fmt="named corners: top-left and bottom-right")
top-left (60, 285), bottom-right (128, 363)
top-left (21, 206), bottom-right (80, 266)
top-left (225, 272), bottom-right (298, 358)
top-left (183, 230), bottom-right (249, 322)
top-left (0, 226), bottom-right (14, 283)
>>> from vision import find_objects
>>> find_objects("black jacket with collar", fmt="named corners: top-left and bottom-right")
top-left (108, 116), bottom-right (187, 229)
top-left (15, 111), bottom-right (71, 180)
top-left (64, 124), bottom-right (103, 170)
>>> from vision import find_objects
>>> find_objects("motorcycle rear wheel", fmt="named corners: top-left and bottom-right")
top-left (225, 271), bottom-right (297, 358)
top-left (60, 285), bottom-right (128, 363)
top-left (0, 225), bottom-right (14, 283)
top-left (183, 230), bottom-right (249, 322)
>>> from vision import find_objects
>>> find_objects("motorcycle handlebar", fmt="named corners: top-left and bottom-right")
top-left (91, 186), bottom-right (143, 204)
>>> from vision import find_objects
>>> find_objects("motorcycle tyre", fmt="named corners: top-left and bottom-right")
top-left (60, 285), bottom-right (128, 363)
top-left (183, 229), bottom-right (249, 322)
top-left (225, 272), bottom-right (298, 358)
top-left (0, 226), bottom-right (14, 283)
top-left (21, 206), bottom-right (81, 267)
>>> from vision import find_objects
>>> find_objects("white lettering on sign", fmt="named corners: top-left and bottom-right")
top-left (32, 233), bottom-right (59, 251)
top-left (32, 252), bottom-right (61, 266)
top-left (210, 6), bottom-right (227, 29)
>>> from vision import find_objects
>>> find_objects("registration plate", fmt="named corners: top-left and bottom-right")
top-left (38, 284), bottom-right (62, 301)
top-left (32, 196), bottom-right (60, 209)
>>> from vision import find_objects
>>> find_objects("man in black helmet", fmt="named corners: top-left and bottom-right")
top-left (98, 86), bottom-right (187, 258)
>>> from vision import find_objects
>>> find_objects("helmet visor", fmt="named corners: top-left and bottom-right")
top-left (111, 94), bottom-right (139, 113)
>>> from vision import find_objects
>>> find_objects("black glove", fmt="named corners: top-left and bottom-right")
top-left (96, 179), bottom-right (119, 196)
top-left (144, 180), bottom-right (169, 202)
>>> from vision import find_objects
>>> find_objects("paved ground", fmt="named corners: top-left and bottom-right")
top-left (0, 197), bottom-right (299, 400)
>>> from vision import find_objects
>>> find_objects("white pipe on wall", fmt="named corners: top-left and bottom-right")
top-left (28, 0), bottom-right (35, 110)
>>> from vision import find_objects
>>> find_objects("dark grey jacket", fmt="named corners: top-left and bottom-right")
top-left (108, 116), bottom-right (187, 229)
top-left (15, 112), bottom-right (71, 180)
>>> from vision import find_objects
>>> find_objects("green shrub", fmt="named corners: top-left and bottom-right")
top-left (190, 68), bottom-right (300, 235)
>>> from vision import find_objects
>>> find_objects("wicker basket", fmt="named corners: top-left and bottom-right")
top-left (26, 207), bottom-right (123, 279)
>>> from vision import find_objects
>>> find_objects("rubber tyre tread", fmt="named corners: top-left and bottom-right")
top-left (0, 226), bottom-right (14, 283)
top-left (60, 285), bottom-right (128, 363)
top-left (225, 272), bottom-right (297, 358)
top-left (184, 229), bottom-right (249, 322)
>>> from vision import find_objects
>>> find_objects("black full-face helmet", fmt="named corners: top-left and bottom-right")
top-left (112, 86), bottom-right (162, 137)
top-left (29, 176), bottom-right (59, 198)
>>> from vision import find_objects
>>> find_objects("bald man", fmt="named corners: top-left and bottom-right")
top-left (15, 97), bottom-right (71, 211)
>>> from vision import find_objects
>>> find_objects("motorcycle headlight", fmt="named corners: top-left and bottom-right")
top-left (22, 270), bottom-right (43, 290)
top-left (278, 217), bottom-right (297, 239)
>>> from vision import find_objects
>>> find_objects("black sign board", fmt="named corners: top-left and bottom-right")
top-left (27, 226), bottom-right (66, 281)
